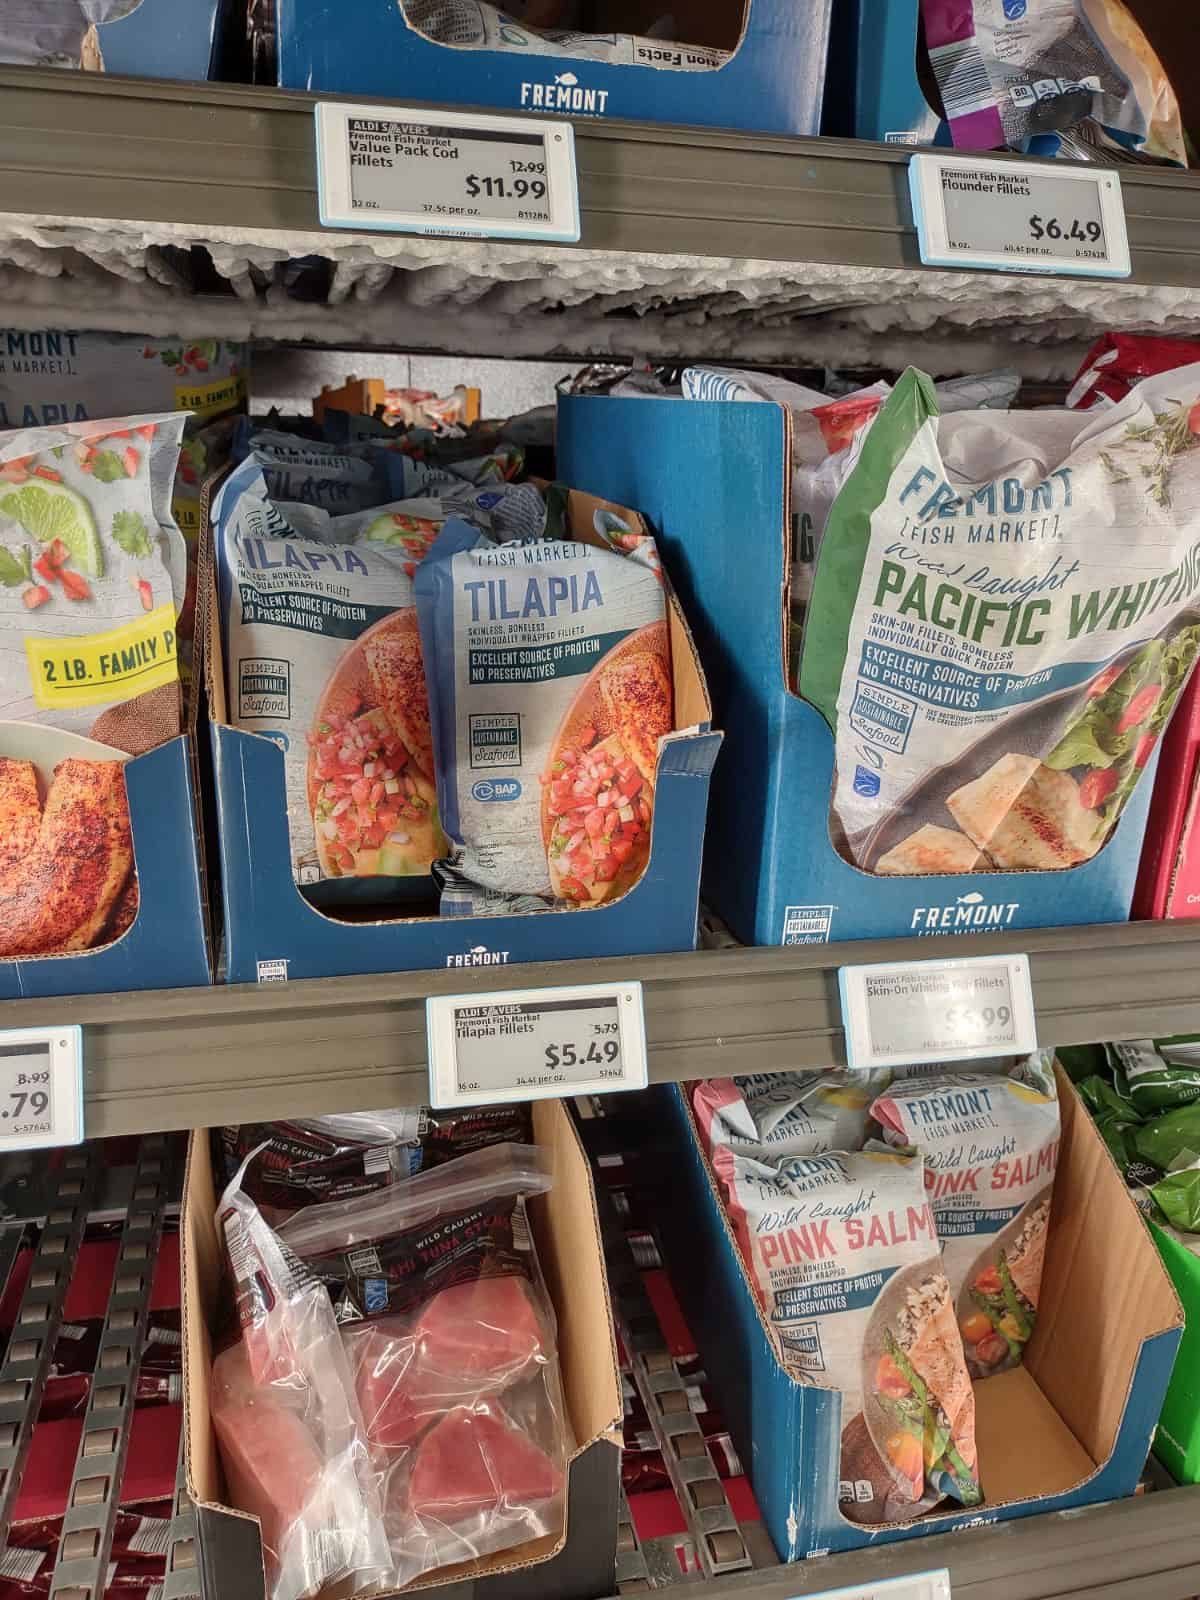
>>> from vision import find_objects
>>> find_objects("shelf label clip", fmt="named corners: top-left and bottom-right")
top-left (0, 1026), bottom-right (83, 1150)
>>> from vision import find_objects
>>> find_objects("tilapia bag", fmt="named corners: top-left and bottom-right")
top-left (0, 414), bottom-right (186, 742)
top-left (215, 459), bottom-right (446, 901)
top-left (920, 0), bottom-right (1186, 165)
top-left (714, 1142), bottom-right (980, 1521)
top-left (870, 1054), bottom-right (1059, 1378)
top-left (693, 1071), bottom-right (884, 1161)
top-left (800, 365), bottom-right (1200, 878)
top-left (415, 504), bottom-right (671, 905)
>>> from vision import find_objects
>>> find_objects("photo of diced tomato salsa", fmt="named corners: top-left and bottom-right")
top-left (308, 703), bottom-right (433, 878)
top-left (544, 728), bottom-right (652, 905)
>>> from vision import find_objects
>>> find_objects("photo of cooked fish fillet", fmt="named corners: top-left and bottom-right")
top-left (598, 651), bottom-right (672, 783)
top-left (0, 758), bottom-right (42, 891)
top-left (1004, 1198), bottom-right (1050, 1310)
top-left (946, 751), bottom-right (1099, 870)
top-left (363, 619), bottom-right (435, 781)
top-left (876, 823), bottom-right (993, 876)
top-left (0, 758), bottom-right (133, 958)
top-left (901, 1278), bottom-right (978, 1473)
top-left (103, 872), bottom-right (140, 943)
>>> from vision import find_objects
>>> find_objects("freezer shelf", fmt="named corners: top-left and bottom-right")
top-left (0, 916), bottom-right (1196, 1137)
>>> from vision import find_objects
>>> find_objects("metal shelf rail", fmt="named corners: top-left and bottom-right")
top-left (1, 67), bottom-right (1200, 285)
top-left (0, 916), bottom-right (1192, 1137)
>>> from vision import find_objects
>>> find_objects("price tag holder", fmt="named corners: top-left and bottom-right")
top-left (315, 101), bottom-right (580, 243)
top-left (0, 1026), bottom-right (83, 1150)
top-left (909, 152), bottom-right (1129, 278)
top-left (798, 1572), bottom-right (950, 1600)
top-left (426, 981), bottom-right (647, 1108)
top-left (839, 953), bottom-right (1036, 1070)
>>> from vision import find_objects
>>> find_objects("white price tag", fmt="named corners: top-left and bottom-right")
top-left (839, 954), bottom-right (1036, 1070)
top-left (315, 102), bottom-right (580, 243)
top-left (426, 981), bottom-right (646, 1108)
top-left (909, 152), bottom-right (1129, 277)
top-left (797, 1572), bottom-right (951, 1600)
top-left (0, 1027), bottom-right (83, 1149)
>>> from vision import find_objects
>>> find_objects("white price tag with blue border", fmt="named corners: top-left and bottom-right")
top-left (0, 1026), bottom-right (83, 1149)
top-left (427, 981), bottom-right (647, 1108)
top-left (797, 1572), bottom-right (951, 1600)
top-left (315, 101), bottom-right (580, 243)
top-left (909, 152), bottom-right (1129, 277)
top-left (839, 954), bottom-right (1036, 1070)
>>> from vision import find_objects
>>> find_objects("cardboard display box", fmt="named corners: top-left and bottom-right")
top-left (559, 393), bottom-right (1157, 949)
top-left (181, 1098), bottom-right (623, 1600)
top-left (274, 0), bottom-right (832, 139)
top-left (657, 1070), bottom-right (1182, 1560)
top-left (203, 479), bottom-right (720, 984)
top-left (95, 0), bottom-right (233, 81)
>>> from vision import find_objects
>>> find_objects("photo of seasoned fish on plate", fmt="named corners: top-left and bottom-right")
top-left (0, 724), bottom-right (136, 958)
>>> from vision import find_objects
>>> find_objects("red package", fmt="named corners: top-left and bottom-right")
top-left (1068, 334), bottom-right (1200, 409)
top-left (1133, 665), bottom-right (1200, 919)
top-left (279, 1144), bottom-right (568, 1589)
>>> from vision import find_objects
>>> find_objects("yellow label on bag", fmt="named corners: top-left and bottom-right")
top-left (171, 494), bottom-right (201, 539)
top-left (173, 374), bottom-right (244, 421)
top-left (26, 603), bottom-right (178, 709)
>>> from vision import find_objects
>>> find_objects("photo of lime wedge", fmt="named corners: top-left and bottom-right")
top-left (0, 482), bottom-right (104, 577)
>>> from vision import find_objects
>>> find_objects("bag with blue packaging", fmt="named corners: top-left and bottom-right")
top-left (415, 497), bottom-right (671, 908)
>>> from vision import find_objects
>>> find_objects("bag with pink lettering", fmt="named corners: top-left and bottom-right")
top-left (713, 1143), bottom-right (980, 1523)
top-left (869, 1052), bottom-right (1059, 1379)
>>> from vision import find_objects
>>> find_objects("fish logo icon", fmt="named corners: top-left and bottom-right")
top-left (470, 945), bottom-right (489, 955)
top-left (555, 71), bottom-right (578, 85)
top-left (957, 892), bottom-right (986, 905)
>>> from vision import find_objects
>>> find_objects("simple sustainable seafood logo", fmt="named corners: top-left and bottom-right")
top-left (910, 892), bottom-right (1020, 934)
top-left (519, 68), bottom-right (610, 114)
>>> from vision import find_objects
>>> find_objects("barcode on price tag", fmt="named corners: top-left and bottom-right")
top-left (315, 102), bottom-right (580, 243)
top-left (0, 1026), bottom-right (82, 1149)
top-left (426, 981), bottom-right (647, 1108)
top-left (839, 954), bottom-right (1036, 1070)
top-left (909, 152), bottom-right (1129, 277)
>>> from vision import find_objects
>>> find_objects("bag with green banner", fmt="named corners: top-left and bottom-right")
top-left (1109, 1038), bottom-right (1200, 1116)
top-left (798, 365), bottom-right (1200, 879)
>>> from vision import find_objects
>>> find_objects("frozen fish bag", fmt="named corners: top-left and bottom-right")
top-left (415, 504), bottom-right (671, 904)
top-left (800, 365), bottom-right (1200, 877)
top-left (693, 1071), bottom-right (883, 1160)
top-left (870, 1054), bottom-right (1059, 1378)
top-left (214, 459), bottom-right (446, 901)
top-left (714, 1143), bottom-right (980, 1520)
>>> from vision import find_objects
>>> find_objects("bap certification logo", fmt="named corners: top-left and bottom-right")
top-left (472, 779), bottom-right (522, 802)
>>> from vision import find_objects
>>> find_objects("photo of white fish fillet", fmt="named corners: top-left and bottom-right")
top-left (946, 752), bottom-right (1100, 870)
top-left (876, 824), bottom-right (993, 877)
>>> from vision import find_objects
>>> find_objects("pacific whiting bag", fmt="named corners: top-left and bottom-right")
top-left (693, 1071), bottom-right (884, 1162)
top-left (1108, 1038), bottom-right (1200, 1116)
top-left (415, 502), bottom-right (671, 905)
top-left (869, 1054), bottom-right (1059, 1378)
top-left (800, 365), bottom-right (1200, 879)
top-left (215, 459), bottom-right (446, 901)
top-left (714, 1143), bottom-right (980, 1523)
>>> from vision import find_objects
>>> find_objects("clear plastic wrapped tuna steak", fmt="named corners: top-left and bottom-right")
top-left (278, 1142), bottom-right (569, 1588)
top-left (209, 1155), bottom-right (389, 1600)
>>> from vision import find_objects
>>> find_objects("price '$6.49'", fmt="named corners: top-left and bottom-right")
top-left (1028, 213), bottom-right (1102, 244)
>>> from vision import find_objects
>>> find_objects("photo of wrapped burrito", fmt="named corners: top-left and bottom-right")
top-left (800, 365), bottom-right (1200, 878)
top-left (956, 1195), bottom-right (1050, 1378)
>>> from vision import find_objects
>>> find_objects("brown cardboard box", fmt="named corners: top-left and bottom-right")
top-left (181, 1100), bottom-right (622, 1600)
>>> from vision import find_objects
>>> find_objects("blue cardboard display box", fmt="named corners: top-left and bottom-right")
top-left (559, 393), bottom-right (1159, 949)
top-left (0, 734), bottom-right (210, 1001)
top-left (275, 0), bottom-right (832, 138)
top-left (659, 1070), bottom-right (1182, 1560)
top-left (96, 0), bottom-right (231, 82)
top-left (203, 481), bottom-right (720, 985)
top-left (822, 0), bottom-right (944, 145)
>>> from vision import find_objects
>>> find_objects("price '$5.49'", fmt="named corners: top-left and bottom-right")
top-left (543, 1018), bottom-right (621, 1075)
top-left (1028, 213), bottom-right (1102, 245)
